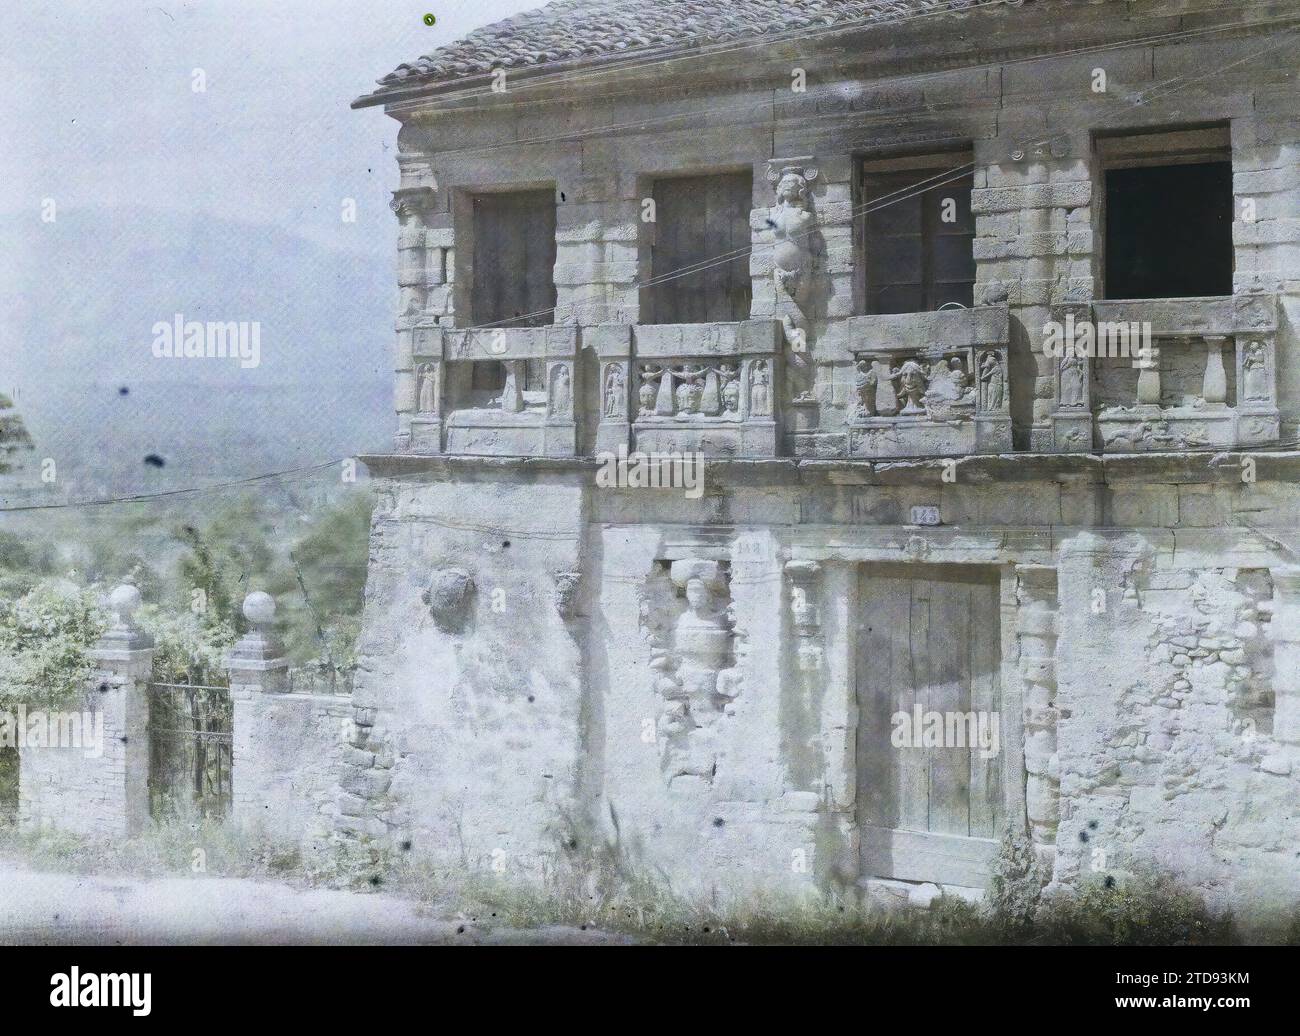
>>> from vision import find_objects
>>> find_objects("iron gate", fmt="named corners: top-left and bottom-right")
top-left (147, 682), bottom-right (232, 819)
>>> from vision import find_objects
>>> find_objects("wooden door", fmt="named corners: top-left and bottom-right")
top-left (856, 563), bottom-right (1002, 888)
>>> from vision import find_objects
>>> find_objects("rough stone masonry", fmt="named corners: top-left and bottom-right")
top-left (341, 0), bottom-right (1300, 918)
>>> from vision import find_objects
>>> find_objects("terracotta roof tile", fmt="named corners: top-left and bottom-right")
top-left (374, 0), bottom-right (1011, 92)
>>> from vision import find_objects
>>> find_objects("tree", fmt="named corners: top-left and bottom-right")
top-left (0, 393), bottom-right (34, 475)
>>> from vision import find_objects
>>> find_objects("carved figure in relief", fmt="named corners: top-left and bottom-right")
top-left (417, 363), bottom-right (438, 413)
top-left (853, 359), bottom-right (878, 418)
top-left (1059, 352), bottom-right (1086, 408)
top-left (923, 358), bottom-right (969, 404)
top-left (669, 560), bottom-right (735, 724)
top-left (1243, 341), bottom-right (1269, 401)
top-left (603, 364), bottom-right (625, 418)
top-left (549, 364), bottom-right (571, 417)
top-left (979, 351), bottom-right (1004, 411)
top-left (766, 166), bottom-right (817, 296)
top-left (750, 360), bottom-right (771, 416)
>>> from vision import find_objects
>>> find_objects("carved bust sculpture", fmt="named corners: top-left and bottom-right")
top-left (891, 359), bottom-right (929, 414)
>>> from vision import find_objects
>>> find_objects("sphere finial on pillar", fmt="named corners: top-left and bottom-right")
top-left (242, 590), bottom-right (276, 628)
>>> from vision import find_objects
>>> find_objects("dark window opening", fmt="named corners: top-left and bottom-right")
top-left (470, 360), bottom-right (506, 393)
top-left (649, 172), bottom-right (752, 324)
top-left (471, 189), bottom-right (557, 327)
top-left (1104, 162), bottom-right (1233, 299)
top-left (861, 167), bottom-right (975, 315)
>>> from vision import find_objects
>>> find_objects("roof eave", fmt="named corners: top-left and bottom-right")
top-left (352, 36), bottom-right (749, 112)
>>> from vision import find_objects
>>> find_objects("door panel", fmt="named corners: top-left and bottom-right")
top-left (857, 563), bottom-right (1002, 887)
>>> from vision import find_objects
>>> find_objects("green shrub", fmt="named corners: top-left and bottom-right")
top-left (0, 578), bottom-right (106, 711)
top-left (1034, 869), bottom-right (1231, 945)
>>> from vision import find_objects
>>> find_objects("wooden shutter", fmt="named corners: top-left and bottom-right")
top-left (650, 173), bottom-right (752, 324)
top-left (862, 169), bottom-right (975, 314)
top-left (471, 190), bottom-right (557, 327)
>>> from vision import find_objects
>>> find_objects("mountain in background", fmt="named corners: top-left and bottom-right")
top-left (0, 208), bottom-right (396, 499)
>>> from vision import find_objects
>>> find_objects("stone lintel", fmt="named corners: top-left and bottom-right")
top-left (360, 449), bottom-right (1300, 488)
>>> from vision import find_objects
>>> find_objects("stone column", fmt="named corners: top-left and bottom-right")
top-left (1270, 566), bottom-right (1300, 746)
top-left (20, 583), bottom-right (154, 838)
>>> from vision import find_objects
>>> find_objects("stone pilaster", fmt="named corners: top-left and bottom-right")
top-left (392, 183), bottom-right (447, 452)
top-left (1015, 565), bottom-right (1060, 875)
top-left (974, 134), bottom-right (1096, 450)
top-left (1269, 566), bottom-right (1300, 747)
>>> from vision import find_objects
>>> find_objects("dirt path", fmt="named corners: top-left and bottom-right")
top-left (0, 860), bottom-right (629, 945)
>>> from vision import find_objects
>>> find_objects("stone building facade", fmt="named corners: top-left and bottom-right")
top-left (343, 0), bottom-right (1300, 915)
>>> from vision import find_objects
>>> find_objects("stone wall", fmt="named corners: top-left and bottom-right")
top-left (343, 454), bottom-right (1300, 913)
top-left (231, 687), bottom-right (352, 850)
top-left (339, 475), bottom-right (588, 878)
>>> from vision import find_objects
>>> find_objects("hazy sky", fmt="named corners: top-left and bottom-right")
top-left (2, 0), bottom-right (541, 257)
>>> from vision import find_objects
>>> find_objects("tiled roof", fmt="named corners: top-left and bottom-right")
top-left (369, 0), bottom-right (1017, 95)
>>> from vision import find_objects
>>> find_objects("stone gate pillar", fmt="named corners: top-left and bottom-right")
top-left (226, 591), bottom-right (289, 821)
top-left (19, 582), bottom-right (154, 838)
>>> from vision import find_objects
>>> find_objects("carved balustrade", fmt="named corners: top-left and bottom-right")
top-left (1066, 294), bottom-right (1281, 452)
top-left (589, 319), bottom-right (782, 457)
top-left (837, 305), bottom-right (1012, 457)
top-left (407, 325), bottom-right (579, 456)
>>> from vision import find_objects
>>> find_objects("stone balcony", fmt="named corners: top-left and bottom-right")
top-left (589, 319), bottom-right (782, 458)
top-left (402, 324), bottom-right (579, 456)
top-left (1050, 293), bottom-right (1280, 452)
top-left (829, 304), bottom-right (1012, 458)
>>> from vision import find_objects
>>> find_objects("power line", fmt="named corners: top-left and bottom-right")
top-left (0, 460), bottom-right (347, 513)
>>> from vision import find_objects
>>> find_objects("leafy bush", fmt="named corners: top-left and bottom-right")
top-left (135, 605), bottom-right (237, 685)
top-left (0, 579), bottom-right (106, 711)
top-left (1034, 869), bottom-right (1231, 945)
